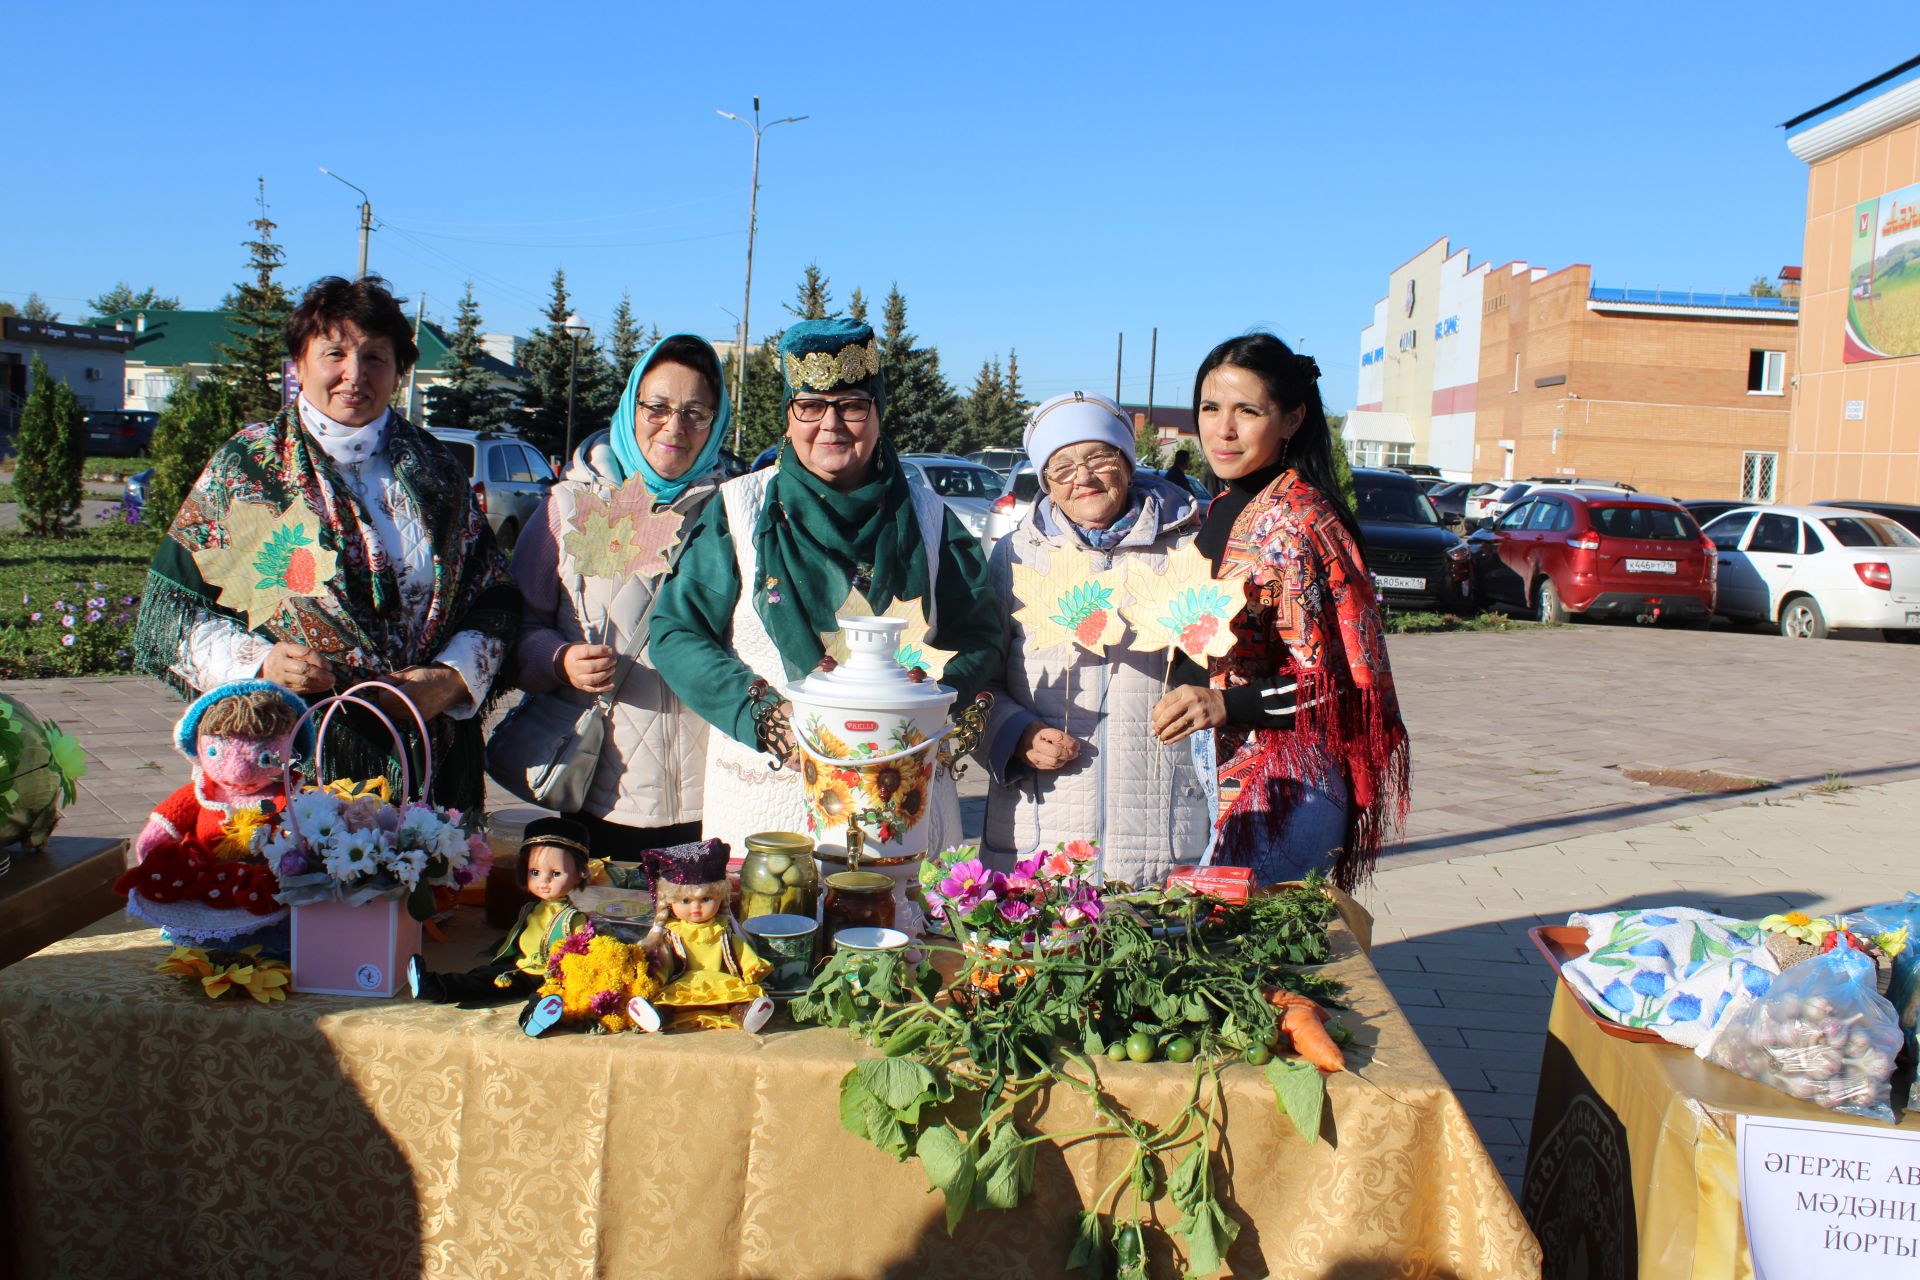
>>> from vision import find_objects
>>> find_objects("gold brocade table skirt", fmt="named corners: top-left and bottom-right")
top-left (1, 913), bottom-right (1539, 1280)
top-left (1523, 982), bottom-right (1920, 1279)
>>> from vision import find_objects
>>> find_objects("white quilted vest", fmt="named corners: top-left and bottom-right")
top-left (700, 468), bottom-right (963, 856)
top-left (535, 476), bottom-right (714, 829)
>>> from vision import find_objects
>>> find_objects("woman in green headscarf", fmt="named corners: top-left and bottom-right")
top-left (507, 333), bottom-right (730, 857)
top-left (649, 318), bottom-right (1004, 853)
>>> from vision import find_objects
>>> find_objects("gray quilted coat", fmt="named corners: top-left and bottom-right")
top-left (510, 431), bottom-right (717, 828)
top-left (978, 478), bottom-right (1213, 886)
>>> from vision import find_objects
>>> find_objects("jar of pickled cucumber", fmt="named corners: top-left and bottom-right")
top-left (739, 831), bottom-right (820, 921)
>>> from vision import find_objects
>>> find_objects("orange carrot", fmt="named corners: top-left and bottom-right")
top-left (1264, 988), bottom-right (1345, 1073)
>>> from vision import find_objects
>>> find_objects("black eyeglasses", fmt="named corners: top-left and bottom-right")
top-left (790, 397), bottom-right (874, 424)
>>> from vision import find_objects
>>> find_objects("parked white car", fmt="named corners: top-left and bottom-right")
top-left (1700, 504), bottom-right (1920, 639)
top-left (1474, 479), bottom-right (1637, 528)
top-left (899, 455), bottom-right (1002, 540)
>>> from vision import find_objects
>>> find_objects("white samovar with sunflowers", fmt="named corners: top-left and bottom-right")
top-left (748, 616), bottom-right (988, 934)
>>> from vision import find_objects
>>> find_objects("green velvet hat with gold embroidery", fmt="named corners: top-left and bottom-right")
top-left (779, 317), bottom-right (885, 422)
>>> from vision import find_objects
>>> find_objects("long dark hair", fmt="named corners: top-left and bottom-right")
top-left (1192, 332), bottom-right (1359, 543)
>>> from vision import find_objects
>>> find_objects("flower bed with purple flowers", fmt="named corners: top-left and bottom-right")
top-left (0, 521), bottom-right (159, 678)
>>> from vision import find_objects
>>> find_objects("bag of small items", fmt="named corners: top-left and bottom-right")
top-left (1698, 941), bottom-right (1904, 1122)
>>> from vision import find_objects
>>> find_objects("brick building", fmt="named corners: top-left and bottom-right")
top-left (1471, 263), bottom-right (1798, 501)
top-left (1780, 55), bottom-right (1920, 504)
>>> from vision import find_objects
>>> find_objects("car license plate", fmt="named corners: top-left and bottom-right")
top-left (1625, 559), bottom-right (1676, 574)
top-left (1373, 574), bottom-right (1425, 591)
top-left (1908, 611), bottom-right (1920, 625)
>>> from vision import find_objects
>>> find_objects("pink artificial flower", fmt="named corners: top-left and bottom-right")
top-left (1043, 850), bottom-right (1076, 879)
top-left (1063, 838), bottom-right (1099, 863)
top-left (465, 832), bottom-right (494, 879)
top-left (1012, 851), bottom-right (1046, 880)
top-left (1062, 883), bottom-right (1105, 927)
top-left (999, 900), bottom-right (1037, 925)
top-left (937, 858), bottom-right (1002, 913)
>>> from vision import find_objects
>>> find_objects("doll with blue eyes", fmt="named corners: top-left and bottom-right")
top-left (131, 680), bottom-right (308, 866)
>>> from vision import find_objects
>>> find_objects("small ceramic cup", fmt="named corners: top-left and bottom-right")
top-left (833, 926), bottom-right (911, 954)
top-left (744, 913), bottom-right (822, 993)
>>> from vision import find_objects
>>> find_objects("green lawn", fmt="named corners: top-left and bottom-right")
top-left (0, 521), bottom-right (160, 677)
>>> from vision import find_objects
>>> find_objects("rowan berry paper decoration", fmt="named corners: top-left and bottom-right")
top-left (190, 500), bottom-right (340, 629)
top-left (1010, 558), bottom-right (1126, 656)
top-left (563, 478), bottom-right (685, 581)
top-left (1120, 543), bottom-right (1244, 661)
top-left (820, 589), bottom-right (951, 678)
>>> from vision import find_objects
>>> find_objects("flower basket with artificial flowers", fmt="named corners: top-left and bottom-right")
top-left (252, 684), bottom-right (491, 997)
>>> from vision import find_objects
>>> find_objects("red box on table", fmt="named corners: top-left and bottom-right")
top-left (1165, 866), bottom-right (1254, 904)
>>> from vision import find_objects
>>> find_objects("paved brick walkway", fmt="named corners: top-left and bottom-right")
top-left (10, 623), bottom-right (1918, 1200)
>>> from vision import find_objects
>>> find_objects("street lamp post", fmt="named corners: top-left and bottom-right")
top-left (717, 97), bottom-right (807, 453)
top-left (318, 167), bottom-right (373, 279)
top-left (563, 313), bottom-right (591, 464)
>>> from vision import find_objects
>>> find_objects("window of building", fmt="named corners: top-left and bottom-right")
top-left (1746, 350), bottom-right (1784, 395)
top-left (1740, 451), bottom-right (1778, 503)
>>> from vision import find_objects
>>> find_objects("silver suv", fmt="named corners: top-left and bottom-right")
top-left (427, 429), bottom-right (555, 553)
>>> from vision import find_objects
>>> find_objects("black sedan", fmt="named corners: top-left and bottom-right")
top-left (1352, 468), bottom-right (1473, 611)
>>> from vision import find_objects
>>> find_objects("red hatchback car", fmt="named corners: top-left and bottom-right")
top-left (1467, 490), bottom-right (1715, 623)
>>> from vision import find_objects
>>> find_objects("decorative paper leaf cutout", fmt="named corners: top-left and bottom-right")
top-left (564, 478), bottom-right (684, 581)
top-left (820, 589), bottom-right (950, 679)
top-left (1010, 557), bottom-right (1125, 656)
top-left (191, 500), bottom-right (340, 629)
top-left (1121, 542), bottom-right (1245, 660)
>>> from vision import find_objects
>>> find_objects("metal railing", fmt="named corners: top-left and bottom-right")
top-left (1589, 286), bottom-right (1798, 313)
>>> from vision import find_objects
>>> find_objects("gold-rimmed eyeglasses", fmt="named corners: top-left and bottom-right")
top-left (1043, 451), bottom-right (1128, 487)
top-left (639, 402), bottom-right (714, 430)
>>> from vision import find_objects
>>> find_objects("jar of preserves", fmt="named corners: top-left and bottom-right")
top-left (739, 831), bottom-right (820, 921)
top-left (823, 870), bottom-right (897, 938)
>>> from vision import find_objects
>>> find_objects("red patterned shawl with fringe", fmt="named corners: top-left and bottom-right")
top-left (1208, 471), bottom-right (1409, 889)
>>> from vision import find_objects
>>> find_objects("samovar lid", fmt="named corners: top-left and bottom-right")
top-left (784, 615), bottom-right (956, 713)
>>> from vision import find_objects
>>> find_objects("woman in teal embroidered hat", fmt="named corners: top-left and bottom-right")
top-left (505, 333), bottom-right (730, 855)
top-left (649, 317), bottom-right (1005, 851)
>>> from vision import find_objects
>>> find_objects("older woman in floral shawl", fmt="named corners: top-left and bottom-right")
top-left (133, 277), bottom-right (519, 813)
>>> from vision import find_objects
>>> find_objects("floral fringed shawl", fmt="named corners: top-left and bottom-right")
top-left (133, 405), bottom-right (520, 813)
top-left (1209, 471), bottom-right (1409, 889)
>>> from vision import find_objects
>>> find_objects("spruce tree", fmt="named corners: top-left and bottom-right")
top-left (877, 285), bottom-right (962, 454)
top-left (848, 287), bottom-right (868, 325)
top-left (424, 282), bottom-right (507, 432)
top-left (514, 269), bottom-right (613, 458)
top-left (145, 379), bottom-right (241, 530)
top-left (785, 264), bottom-right (836, 321)
top-left (1135, 417), bottom-right (1162, 467)
top-left (22, 293), bottom-right (58, 322)
top-left (87, 283), bottom-right (181, 320)
top-left (14, 358), bottom-right (84, 536)
top-left (608, 290), bottom-right (644, 379)
top-left (214, 180), bottom-right (293, 423)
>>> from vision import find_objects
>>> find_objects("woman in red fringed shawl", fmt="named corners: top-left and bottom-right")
top-left (1151, 334), bottom-right (1408, 890)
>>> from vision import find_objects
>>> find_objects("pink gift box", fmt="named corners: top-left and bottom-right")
top-left (291, 898), bottom-right (422, 997)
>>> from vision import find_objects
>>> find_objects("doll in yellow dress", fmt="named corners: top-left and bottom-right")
top-left (643, 840), bottom-right (776, 1033)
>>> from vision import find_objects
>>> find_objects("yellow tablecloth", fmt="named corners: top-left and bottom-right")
top-left (2, 914), bottom-right (1538, 1280)
top-left (1523, 982), bottom-right (1920, 1279)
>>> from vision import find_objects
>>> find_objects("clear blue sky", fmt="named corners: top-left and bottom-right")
top-left (0, 2), bottom-right (1885, 414)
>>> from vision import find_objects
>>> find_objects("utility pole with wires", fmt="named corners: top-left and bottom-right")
top-left (1113, 332), bottom-right (1123, 403)
top-left (318, 167), bottom-right (374, 278)
top-left (717, 97), bottom-right (808, 452)
top-left (1145, 327), bottom-right (1158, 463)
top-left (404, 293), bottom-right (425, 419)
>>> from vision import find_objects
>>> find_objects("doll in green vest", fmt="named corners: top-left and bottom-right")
top-left (407, 816), bottom-right (591, 1006)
